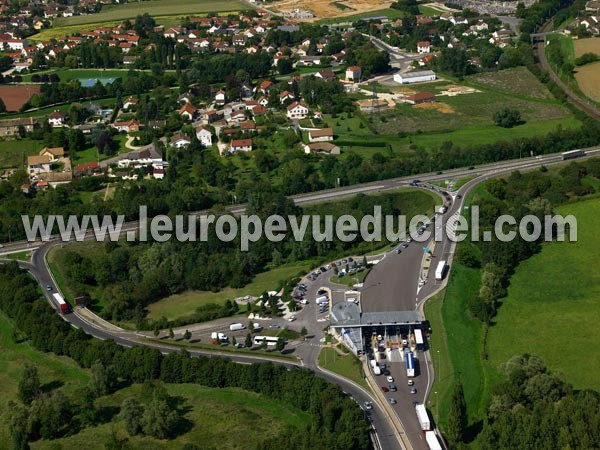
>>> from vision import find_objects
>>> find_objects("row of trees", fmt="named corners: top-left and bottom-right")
top-left (0, 262), bottom-right (372, 450)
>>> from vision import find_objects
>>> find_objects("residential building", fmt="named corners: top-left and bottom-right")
top-left (170, 132), bottom-right (191, 148)
top-left (48, 110), bottom-right (66, 127)
top-left (417, 41), bottom-right (431, 54)
top-left (178, 103), bottom-right (198, 120)
top-left (0, 117), bottom-right (39, 136)
top-left (346, 65), bottom-right (362, 82)
top-left (196, 126), bottom-right (213, 146)
top-left (111, 118), bottom-right (140, 132)
top-left (304, 142), bottom-right (341, 155)
top-left (230, 138), bottom-right (253, 152)
top-left (308, 128), bottom-right (334, 142)
top-left (287, 101), bottom-right (309, 119)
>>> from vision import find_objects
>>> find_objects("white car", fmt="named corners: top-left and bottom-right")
top-left (408, 379), bottom-right (414, 386)
top-left (386, 375), bottom-right (394, 383)
top-left (288, 315), bottom-right (296, 322)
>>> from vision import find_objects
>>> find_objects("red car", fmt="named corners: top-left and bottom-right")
top-left (381, 386), bottom-right (389, 393)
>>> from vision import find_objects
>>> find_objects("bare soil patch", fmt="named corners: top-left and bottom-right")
top-left (0, 85), bottom-right (40, 111)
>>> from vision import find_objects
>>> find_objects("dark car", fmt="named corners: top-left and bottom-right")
top-left (381, 386), bottom-right (389, 393)
top-left (389, 384), bottom-right (397, 392)
top-left (436, 171), bottom-right (443, 175)
top-left (395, 248), bottom-right (402, 254)
top-left (457, 194), bottom-right (462, 199)
top-left (46, 284), bottom-right (53, 291)
top-left (468, 166), bottom-right (475, 170)
top-left (382, 369), bottom-right (391, 376)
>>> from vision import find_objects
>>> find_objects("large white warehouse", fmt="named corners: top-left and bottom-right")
top-left (393, 70), bottom-right (436, 84)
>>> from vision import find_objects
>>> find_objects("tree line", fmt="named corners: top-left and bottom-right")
top-left (0, 262), bottom-right (372, 450)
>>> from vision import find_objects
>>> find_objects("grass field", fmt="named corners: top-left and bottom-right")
top-left (52, 0), bottom-right (245, 27)
top-left (0, 313), bottom-right (90, 445)
top-left (485, 198), bottom-right (600, 392)
top-left (318, 346), bottom-right (369, 390)
top-left (0, 138), bottom-right (40, 169)
top-left (147, 261), bottom-right (312, 321)
top-left (466, 67), bottom-right (554, 100)
top-left (316, 8), bottom-right (406, 24)
top-left (330, 268), bottom-right (370, 286)
top-left (31, 384), bottom-right (309, 450)
top-left (574, 62), bottom-right (600, 102)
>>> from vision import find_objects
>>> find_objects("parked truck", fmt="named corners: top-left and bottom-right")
top-left (406, 351), bottom-right (415, 377)
top-left (52, 293), bottom-right (69, 314)
top-left (425, 431), bottom-right (443, 450)
top-left (370, 358), bottom-right (381, 375)
top-left (229, 323), bottom-right (246, 331)
top-left (316, 295), bottom-right (328, 305)
top-left (415, 404), bottom-right (431, 431)
top-left (211, 332), bottom-right (228, 343)
top-left (435, 261), bottom-right (448, 281)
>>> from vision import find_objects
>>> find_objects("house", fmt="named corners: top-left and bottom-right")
top-left (304, 142), bottom-right (341, 155)
top-left (280, 90), bottom-right (295, 104)
top-left (315, 69), bottom-right (337, 81)
top-left (230, 138), bottom-right (253, 152)
top-left (308, 127), bottom-right (334, 143)
top-left (178, 103), bottom-right (198, 120)
top-left (393, 70), bottom-right (436, 84)
top-left (257, 95), bottom-right (269, 107)
top-left (74, 161), bottom-right (100, 177)
top-left (404, 92), bottom-right (436, 105)
top-left (148, 119), bottom-right (167, 130)
top-left (48, 110), bottom-right (66, 127)
top-left (111, 118), bottom-right (140, 132)
top-left (417, 41), bottom-right (431, 54)
top-left (214, 90), bottom-right (226, 105)
top-left (346, 65), bottom-right (362, 82)
top-left (258, 80), bottom-right (274, 94)
top-left (0, 117), bottom-right (39, 136)
top-left (196, 126), bottom-right (213, 146)
top-left (170, 132), bottom-right (191, 148)
top-left (287, 101), bottom-right (309, 119)
top-left (298, 55), bottom-right (322, 66)
top-left (153, 167), bottom-right (165, 179)
top-left (27, 155), bottom-right (52, 175)
top-left (123, 96), bottom-right (138, 109)
top-left (241, 121), bottom-right (256, 133)
top-left (586, 0), bottom-right (600, 11)
top-left (39, 147), bottom-right (64, 160)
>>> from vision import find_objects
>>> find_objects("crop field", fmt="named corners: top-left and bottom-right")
top-left (574, 62), bottom-right (600, 102)
top-left (52, 0), bottom-right (245, 27)
top-left (486, 198), bottom-right (600, 392)
top-left (272, 0), bottom-right (393, 21)
top-left (0, 85), bottom-right (41, 111)
top-left (466, 66), bottom-right (553, 100)
top-left (573, 37), bottom-right (600, 58)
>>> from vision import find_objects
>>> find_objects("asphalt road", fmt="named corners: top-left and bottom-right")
top-left (2, 149), bottom-right (600, 450)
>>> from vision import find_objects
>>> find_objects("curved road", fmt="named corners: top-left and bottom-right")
top-left (2, 149), bottom-right (600, 450)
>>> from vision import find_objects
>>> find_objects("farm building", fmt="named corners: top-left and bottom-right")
top-left (308, 128), bottom-right (334, 142)
top-left (356, 98), bottom-right (389, 112)
top-left (404, 92), bottom-right (436, 105)
top-left (393, 70), bottom-right (436, 84)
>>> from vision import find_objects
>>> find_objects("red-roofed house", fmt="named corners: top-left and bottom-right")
top-left (178, 103), bottom-right (198, 120)
top-left (230, 138), bottom-right (253, 153)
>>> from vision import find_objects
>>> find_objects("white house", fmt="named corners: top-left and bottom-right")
top-left (170, 132), bottom-right (191, 148)
top-left (417, 41), bottom-right (431, 54)
top-left (345, 65), bottom-right (362, 82)
top-left (27, 155), bottom-right (52, 175)
top-left (123, 96), bottom-right (138, 109)
top-left (308, 127), bottom-right (334, 143)
top-left (230, 138), bottom-right (253, 153)
top-left (393, 70), bottom-right (436, 84)
top-left (287, 101), bottom-right (309, 119)
top-left (48, 110), bottom-right (66, 127)
top-left (215, 90), bottom-right (226, 105)
top-left (196, 126), bottom-right (213, 146)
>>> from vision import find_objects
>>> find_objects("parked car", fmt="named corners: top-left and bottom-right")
top-left (388, 398), bottom-right (397, 405)
top-left (363, 401), bottom-right (373, 410)
top-left (389, 384), bottom-right (397, 392)
top-left (381, 386), bottom-right (389, 393)
top-left (410, 388), bottom-right (417, 394)
top-left (408, 379), bottom-right (414, 386)
top-left (269, 324), bottom-right (281, 329)
top-left (386, 375), bottom-right (394, 383)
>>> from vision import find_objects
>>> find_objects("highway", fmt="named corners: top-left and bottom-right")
top-left (2, 148), bottom-right (599, 450)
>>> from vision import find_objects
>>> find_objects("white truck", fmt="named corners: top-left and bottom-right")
top-left (229, 323), bottom-right (245, 331)
top-left (252, 323), bottom-right (263, 332)
top-left (211, 332), bottom-right (228, 342)
top-left (425, 431), bottom-right (443, 450)
top-left (415, 404), bottom-right (431, 431)
top-left (435, 261), bottom-right (448, 281)
top-left (316, 295), bottom-right (328, 305)
top-left (369, 358), bottom-right (382, 375)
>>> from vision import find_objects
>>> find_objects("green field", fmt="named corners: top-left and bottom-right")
top-left (316, 8), bottom-right (406, 24)
top-left (147, 261), bottom-right (312, 321)
top-left (21, 69), bottom-right (133, 83)
top-left (318, 346), bottom-right (368, 390)
top-left (0, 313), bottom-right (90, 445)
top-left (52, 0), bottom-right (245, 28)
top-left (485, 198), bottom-right (600, 391)
top-left (0, 138), bottom-right (40, 169)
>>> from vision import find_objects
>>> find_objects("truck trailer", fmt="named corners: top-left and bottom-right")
top-left (52, 293), bottom-right (69, 314)
top-left (229, 323), bottom-right (246, 331)
top-left (406, 351), bottom-right (415, 377)
top-left (425, 431), bottom-right (443, 450)
top-left (414, 328), bottom-right (424, 351)
top-left (316, 295), bottom-right (328, 305)
top-left (435, 261), bottom-right (448, 281)
top-left (415, 404), bottom-right (431, 431)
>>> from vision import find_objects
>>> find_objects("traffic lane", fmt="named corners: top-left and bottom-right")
top-left (382, 360), bottom-right (430, 450)
top-left (361, 242), bottom-right (424, 313)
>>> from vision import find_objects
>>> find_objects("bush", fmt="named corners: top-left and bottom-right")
top-left (493, 108), bottom-right (523, 128)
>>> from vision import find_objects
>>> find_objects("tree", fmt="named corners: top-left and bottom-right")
top-left (141, 396), bottom-right (179, 439)
top-left (183, 329), bottom-right (191, 340)
top-left (7, 401), bottom-right (30, 450)
top-left (168, 327), bottom-right (174, 339)
top-left (493, 108), bottom-right (522, 128)
top-left (300, 326), bottom-right (308, 337)
top-left (245, 332), bottom-right (253, 348)
top-left (90, 360), bottom-right (117, 397)
top-left (276, 338), bottom-right (286, 352)
top-left (120, 397), bottom-right (144, 436)
top-left (18, 364), bottom-right (40, 405)
top-left (446, 380), bottom-right (467, 445)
